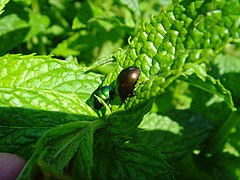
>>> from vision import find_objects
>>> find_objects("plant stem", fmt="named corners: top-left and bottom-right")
top-left (31, 0), bottom-right (40, 13)
top-left (201, 112), bottom-right (240, 155)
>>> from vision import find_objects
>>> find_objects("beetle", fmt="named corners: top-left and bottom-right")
top-left (117, 66), bottom-right (141, 100)
top-left (91, 86), bottom-right (115, 110)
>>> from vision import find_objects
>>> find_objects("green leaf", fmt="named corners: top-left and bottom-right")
top-left (116, 0), bottom-right (140, 21)
top-left (106, 101), bottom-right (152, 143)
top-left (25, 12), bottom-right (50, 41)
top-left (0, 106), bottom-right (98, 158)
top-left (227, 121), bottom-right (240, 156)
top-left (0, 14), bottom-right (29, 54)
top-left (52, 0), bottom-right (136, 63)
top-left (0, 14), bottom-right (28, 34)
top-left (1, 1), bottom-right (240, 179)
top-left (0, 54), bottom-right (102, 102)
top-left (94, 143), bottom-right (175, 179)
top-left (189, 85), bottom-right (232, 124)
top-left (214, 54), bottom-right (240, 74)
top-left (104, 0), bottom-right (240, 106)
top-left (0, 54), bottom-right (102, 158)
top-left (101, 0), bottom-right (240, 148)
top-left (0, 0), bottom-right (9, 14)
top-left (180, 63), bottom-right (235, 111)
top-left (51, 26), bottom-right (127, 64)
top-left (212, 54), bottom-right (240, 103)
top-left (18, 120), bottom-right (104, 179)
top-left (131, 111), bottom-right (212, 164)
top-left (0, 110), bottom-right (47, 159)
top-left (0, 88), bottom-right (97, 115)
top-left (202, 112), bottom-right (240, 155)
top-left (175, 152), bottom-right (239, 180)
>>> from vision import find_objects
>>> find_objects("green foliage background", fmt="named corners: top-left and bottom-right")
top-left (1, 0), bottom-right (240, 179)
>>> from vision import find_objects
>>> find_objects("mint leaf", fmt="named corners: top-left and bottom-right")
top-left (1, 1), bottom-right (240, 179)
top-left (0, 114), bottom-right (47, 159)
top-left (175, 152), bottom-right (239, 179)
top-left (0, 54), bottom-right (102, 102)
top-left (0, 106), bottom-right (97, 158)
top-left (25, 12), bottom-right (50, 41)
top-left (218, 61), bottom-right (240, 157)
top-left (0, 54), bottom-right (102, 158)
top-left (51, 0), bottom-right (136, 63)
top-left (190, 85), bottom-right (232, 124)
top-left (181, 63), bottom-right (235, 111)
top-left (227, 120), bottom-right (240, 156)
top-left (212, 54), bottom-right (240, 105)
top-left (94, 143), bottom-right (175, 179)
top-left (0, 14), bottom-right (29, 54)
top-left (18, 120), bottom-right (104, 179)
top-left (117, 0), bottom-right (140, 21)
top-left (106, 101), bottom-right (153, 142)
top-left (104, 0), bottom-right (240, 105)
top-left (0, 0), bottom-right (9, 14)
top-left (131, 111), bottom-right (212, 163)
top-left (0, 88), bottom-right (97, 115)
top-left (104, 0), bottom-right (239, 143)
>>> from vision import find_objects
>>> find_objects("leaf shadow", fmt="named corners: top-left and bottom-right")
top-left (0, 27), bottom-right (30, 55)
top-left (0, 106), bottom-right (97, 159)
top-left (130, 110), bottom-right (213, 164)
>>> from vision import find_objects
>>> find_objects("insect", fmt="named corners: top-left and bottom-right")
top-left (91, 86), bottom-right (115, 110)
top-left (117, 66), bottom-right (141, 100)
